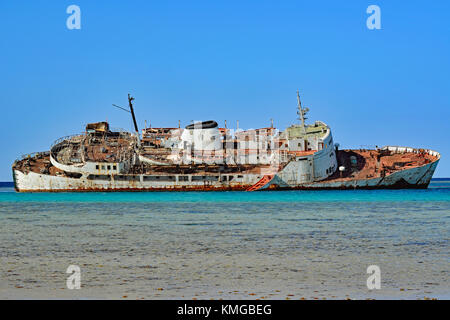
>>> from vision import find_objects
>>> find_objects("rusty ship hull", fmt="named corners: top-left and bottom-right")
top-left (13, 146), bottom-right (440, 192)
top-left (12, 94), bottom-right (440, 192)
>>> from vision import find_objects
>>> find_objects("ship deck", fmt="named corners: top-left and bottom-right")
top-left (13, 147), bottom-right (438, 184)
top-left (13, 154), bottom-right (277, 177)
top-left (323, 148), bottom-right (437, 182)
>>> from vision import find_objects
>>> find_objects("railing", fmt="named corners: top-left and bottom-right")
top-left (359, 145), bottom-right (377, 149)
top-left (15, 151), bottom-right (50, 162)
top-left (110, 127), bottom-right (130, 133)
top-left (50, 130), bottom-right (137, 165)
top-left (383, 146), bottom-right (441, 158)
top-left (50, 133), bottom-right (85, 149)
top-left (50, 134), bottom-right (86, 165)
top-left (16, 133), bottom-right (83, 163)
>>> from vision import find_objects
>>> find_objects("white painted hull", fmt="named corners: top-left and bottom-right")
top-left (270, 157), bottom-right (439, 190)
top-left (13, 149), bottom-right (439, 192)
top-left (13, 170), bottom-right (261, 192)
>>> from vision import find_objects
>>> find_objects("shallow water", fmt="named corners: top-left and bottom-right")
top-left (0, 180), bottom-right (448, 299)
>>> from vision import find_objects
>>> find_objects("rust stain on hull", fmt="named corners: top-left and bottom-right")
top-left (13, 150), bottom-right (440, 192)
top-left (16, 183), bottom-right (430, 193)
top-left (16, 186), bottom-right (250, 193)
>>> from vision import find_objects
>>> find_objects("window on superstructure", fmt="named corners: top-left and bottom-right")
top-left (87, 174), bottom-right (111, 181)
top-left (107, 165), bottom-right (111, 170)
top-left (113, 165), bottom-right (117, 170)
top-left (115, 175), bottom-right (140, 181)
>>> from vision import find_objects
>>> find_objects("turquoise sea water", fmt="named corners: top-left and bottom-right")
top-left (1, 179), bottom-right (450, 203)
top-left (0, 179), bottom-right (448, 299)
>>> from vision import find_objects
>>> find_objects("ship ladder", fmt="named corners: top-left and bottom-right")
top-left (245, 174), bottom-right (275, 192)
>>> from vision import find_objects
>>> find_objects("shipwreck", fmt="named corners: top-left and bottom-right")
top-left (12, 92), bottom-right (440, 192)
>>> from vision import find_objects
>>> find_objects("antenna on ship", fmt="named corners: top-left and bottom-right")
top-left (127, 94), bottom-right (139, 133)
top-left (112, 94), bottom-right (139, 133)
top-left (112, 94), bottom-right (140, 145)
top-left (296, 90), bottom-right (309, 133)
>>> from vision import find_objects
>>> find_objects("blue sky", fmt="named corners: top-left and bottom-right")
top-left (1, 0), bottom-right (449, 180)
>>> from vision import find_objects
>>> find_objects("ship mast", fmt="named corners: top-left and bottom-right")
top-left (127, 94), bottom-right (141, 148)
top-left (112, 94), bottom-right (140, 146)
top-left (128, 94), bottom-right (139, 134)
top-left (296, 90), bottom-right (309, 133)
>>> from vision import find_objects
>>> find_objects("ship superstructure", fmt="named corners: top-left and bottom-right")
top-left (12, 93), bottom-right (440, 192)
